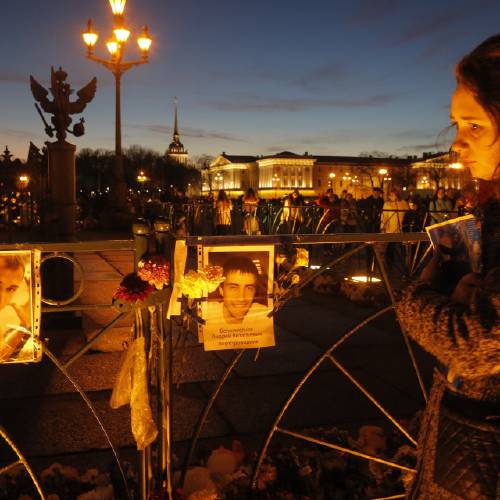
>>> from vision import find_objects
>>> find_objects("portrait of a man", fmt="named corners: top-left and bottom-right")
top-left (0, 251), bottom-right (39, 363)
top-left (202, 245), bottom-right (274, 351)
top-left (211, 255), bottom-right (267, 325)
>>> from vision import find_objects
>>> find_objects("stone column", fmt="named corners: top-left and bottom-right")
top-left (46, 141), bottom-right (76, 241)
top-left (42, 140), bottom-right (76, 311)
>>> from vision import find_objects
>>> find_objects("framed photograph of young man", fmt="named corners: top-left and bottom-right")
top-left (0, 250), bottom-right (41, 364)
top-left (201, 245), bottom-right (275, 351)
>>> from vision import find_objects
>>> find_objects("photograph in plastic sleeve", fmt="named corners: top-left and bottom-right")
top-left (426, 214), bottom-right (482, 273)
top-left (202, 245), bottom-right (275, 351)
top-left (0, 250), bottom-right (41, 364)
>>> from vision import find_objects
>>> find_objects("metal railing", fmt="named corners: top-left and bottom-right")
top-left (1, 229), bottom-right (433, 499)
top-left (180, 232), bottom-right (431, 499)
top-left (0, 239), bottom-right (136, 500)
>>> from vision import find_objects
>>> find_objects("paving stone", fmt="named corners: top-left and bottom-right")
top-left (85, 325), bottom-right (134, 353)
top-left (0, 384), bottom-right (230, 458)
top-left (173, 384), bottom-right (230, 441)
top-left (199, 374), bottom-right (303, 435)
top-left (213, 339), bottom-right (326, 377)
top-left (173, 346), bottom-right (227, 384)
top-left (0, 352), bottom-right (123, 398)
top-left (0, 391), bottom-right (133, 457)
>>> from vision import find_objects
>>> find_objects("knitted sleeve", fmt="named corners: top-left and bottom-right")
top-left (396, 278), bottom-right (499, 379)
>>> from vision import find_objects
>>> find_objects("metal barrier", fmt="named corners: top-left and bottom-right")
top-left (1, 229), bottom-right (432, 499)
top-left (0, 239), bottom-right (136, 499)
top-left (180, 232), bottom-right (431, 499)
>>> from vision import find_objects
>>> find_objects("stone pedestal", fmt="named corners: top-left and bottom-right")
top-left (42, 140), bottom-right (76, 309)
top-left (45, 141), bottom-right (76, 241)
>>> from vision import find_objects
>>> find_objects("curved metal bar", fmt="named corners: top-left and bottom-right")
top-left (327, 354), bottom-right (417, 446)
top-left (180, 349), bottom-right (245, 487)
top-left (250, 306), bottom-right (393, 490)
top-left (372, 246), bottom-right (428, 403)
top-left (40, 252), bottom-right (85, 306)
top-left (273, 243), bottom-right (368, 313)
top-left (410, 241), bottom-right (432, 277)
top-left (276, 427), bottom-right (416, 473)
top-left (63, 312), bottom-right (128, 368)
top-left (0, 460), bottom-right (21, 475)
top-left (43, 345), bottom-right (131, 500)
top-left (270, 208), bottom-right (283, 234)
top-left (0, 425), bottom-right (45, 499)
top-left (370, 495), bottom-right (406, 500)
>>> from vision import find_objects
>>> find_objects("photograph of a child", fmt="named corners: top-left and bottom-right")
top-left (0, 251), bottom-right (38, 364)
top-left (202, 245), bottom-right (275, 351)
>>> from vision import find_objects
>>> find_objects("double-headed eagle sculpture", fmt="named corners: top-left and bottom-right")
top-left (30, 66), bottom-right (96, 142)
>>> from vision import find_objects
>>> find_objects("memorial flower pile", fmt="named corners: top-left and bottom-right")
top-left (179, 422), bottom-right (418, 500)
top-left (138, 255), bottom-right (170, 290)
top-left (0, 461), bottom-right (138, 500)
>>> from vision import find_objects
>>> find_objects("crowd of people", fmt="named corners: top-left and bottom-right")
top-left (159, 183), bottom-right (477, 237)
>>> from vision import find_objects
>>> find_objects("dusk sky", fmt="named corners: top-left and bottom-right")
top-left (2, 0), bottom-right (499, 162)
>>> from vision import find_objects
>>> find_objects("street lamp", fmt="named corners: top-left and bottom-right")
top-left (18, 175), bottom-right (29, 188)
top-left (82, 1), bottom-right (152, 216)
top-left (137, 170), bottom-right (148, 183)
top-left (328, 171), bottom-right (335, 189)
top-left (214, 172), bottom-right (223, 189)
top-left (272, 173), bottom-right (280, 198)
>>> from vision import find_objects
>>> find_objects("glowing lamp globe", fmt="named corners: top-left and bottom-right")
top-left (137, 25), bottom-right (152, 52)
top-left (83, 19), bottom-right (98, 48)
top-left (109, 0), bottom-right (126, 15)
top-left (107, 40), bottom-right (119, 56)
top-left (113, 27), bottom-right (130, 43)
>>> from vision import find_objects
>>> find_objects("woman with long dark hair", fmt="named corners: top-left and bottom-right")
top-left (214, 189), bottom-right (232, 235)
top-left (397, 35), bottom-right (499, 499)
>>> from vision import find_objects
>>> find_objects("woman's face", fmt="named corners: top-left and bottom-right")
top-left (451, 84), bottom-right (500, 180)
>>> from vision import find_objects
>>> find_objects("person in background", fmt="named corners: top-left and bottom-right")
top-left (214, 190), bottom-right (232, 235)
top-left (242, 188), bottom-right (260, 235)
top-left (317, 190), bottom-right (340, 233)
top-left (397, 34), bottom-right (500, 499)
top-left (402, 197), bottom-right (424, 232)
top-left (360, 187), bottom-right (384, 232)
top-left (281, 189), bottom-right (304, 231)
top-left (380, 189), bottom-right (408, 234)
top-left (455, 184), bottom-right (477, 216)
top-left (341, 192), bottom-right (358, 232)
top-left (446, 187), bottom-right (458, 208)
top-left (428, 187), bottom-right (454, 225)
top-left (380, 189), bottom-right (409, 265)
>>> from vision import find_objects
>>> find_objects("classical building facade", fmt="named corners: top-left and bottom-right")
top-left (203, 150), bottom-right (471, 198)
top-left (410, 151), bottom-right (469, 191)
top-left (166, 100), bottom-right (188, 165)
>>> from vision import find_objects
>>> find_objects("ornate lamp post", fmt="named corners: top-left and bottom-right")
top-left (82, 0), bottom-right (152, 221)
